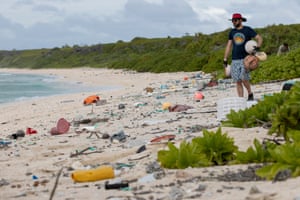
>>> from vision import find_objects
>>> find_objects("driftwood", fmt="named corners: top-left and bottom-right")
top-left (49, 167), bottom-right (64, 200)
top-left (255, 119), bottom-right (272, 129)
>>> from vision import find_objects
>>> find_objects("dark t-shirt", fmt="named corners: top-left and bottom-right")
top-left (229, 26), bottom-right (257, 60)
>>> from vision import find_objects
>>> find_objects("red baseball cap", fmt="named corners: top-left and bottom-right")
top-left (230, 13), bottom-right (247, 22)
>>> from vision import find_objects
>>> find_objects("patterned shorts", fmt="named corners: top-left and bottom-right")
top-left (231, 59), bottom-right (250, 82)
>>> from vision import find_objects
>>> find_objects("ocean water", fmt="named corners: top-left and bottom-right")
top-left (0, 72), bottom-right (118, 104)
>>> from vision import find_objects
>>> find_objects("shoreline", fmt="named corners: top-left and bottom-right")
top-left (1, 67), bottom-right (299, 200)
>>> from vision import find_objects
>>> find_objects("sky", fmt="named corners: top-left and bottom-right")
top-left (0, 0), bottom-right (299, 50)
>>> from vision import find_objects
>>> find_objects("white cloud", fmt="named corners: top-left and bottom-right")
top-left (0, 0), bottom-right (299, 50)
top-left (143, 0), bottom-right (164, 5)
top-left (0, 0), bottom-right (128, 27)
top-left (0, 29), bottom-right (16, 39)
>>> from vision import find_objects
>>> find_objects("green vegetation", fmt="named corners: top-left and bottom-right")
top-left (1, 24), bottom-right (300, 83)
top-left (255, 132), bottom-right (300, 180)
top-left (157, 128), bottom-right (237, 168)
top-left (235, 139), bottom-right (276, 164)
top-left (269, 82), bottom-right (300, 142)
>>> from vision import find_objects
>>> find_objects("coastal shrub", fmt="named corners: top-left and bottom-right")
top-left (191, 128), bottom-right (238, 165)
top-left (235, 139), bottom-right (276, 164)
top-left (268, 82), bottom-right (300, 142)
top-left (157, 141), bottom-right (210, 169)
top-left (157, 128), bottom-right (238, 169)
top-left (255, 140), bottom-right (300, 180)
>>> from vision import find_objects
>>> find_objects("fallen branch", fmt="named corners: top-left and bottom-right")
top-left (182, 110), bottom-right (217, 114)
top-left (49, 167), bottom-right (64, 200)
top-left (263, 137), bottom-right (285, 145)
top-left (255, 119), bottom-right (272, 129)
top-left (70, 147), bottom-right (91, 158)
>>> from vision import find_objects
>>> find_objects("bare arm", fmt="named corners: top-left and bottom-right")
top-left (224, 40), bottom-right (232, 61)
top-left (255, 34), bottom-right (263, 48)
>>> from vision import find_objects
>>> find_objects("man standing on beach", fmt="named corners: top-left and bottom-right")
top-left (223, 13), bottom-right (263, 101)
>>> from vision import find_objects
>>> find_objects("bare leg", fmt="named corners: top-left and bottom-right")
top-left (236, 81), bottom-right (244, 97)
top-left (242, 80), bottom-right (252, 95)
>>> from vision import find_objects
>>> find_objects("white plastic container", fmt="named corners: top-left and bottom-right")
top-left (217, 97), bottom-right (246, 121)
top-left (246, 100), bottom-right (258, 108)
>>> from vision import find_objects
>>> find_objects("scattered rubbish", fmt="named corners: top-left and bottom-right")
top-left (162, 102), bottom-right (172, 110)
top-left (156, 95), bottom-right (166, 99)
top-left (26, 127), bottom-right (37, 135)
top-left (144, 87), bottom-right (154, 93)
top-left (207, 80), bottom-right (218, 87)
top-left (136, 145), bottom-right (146, 153)
top-left (146, 161), bottom-right (162, 174)
top-left (0, 139), bottom-right (12, 147)
top-left (110, 130), bottom-right (127, 143)
top-left (150, 134), bottom-right (176, 143)
top-left (118, 104), bottom-right (125, 109)
top-left (114, 163), bottom-right (135, 170)
top-left (168, 104), bottom-right (193, 112)
top-left (177, 126), bottom-right (183, 134)
top-left (9, 130), bottom-right (25, 139)
top-left (71, 165), bottom-right (115, 182)
top-left (281, 80), bottom-right (296, 91)
top-left (128, 153), bottom-right (150, 161)
top-left (70, 146), bottom-right (103, 157)
top-left (196, 80), bottom-right (205, 90)
top-left (134, 102), bottom-right (147, 108)
top-left (83, 95), bottom-right (100, 113)
top-left (160, 84), bottom-right (169, 89)
top-left (0, 179), bottom-right (9, 187)
top-left (169, 186), bottom-right (186, 200)
top-left (105, 179), bottom-right (129, 190)
top-left (50, 118), bottom-right (70, 135)
top-left (138, 173), bottom-right (156, 183)
top-left (81, 125), bottom-right (96, 132)
top-left (96, 99), bottom-right (107, 106)
top-left (194, 91), bottom-right (204, 102)
top-left (86, 131), bottom-right (101, 139)
top-left (102, 133), bottom-right (110, 139)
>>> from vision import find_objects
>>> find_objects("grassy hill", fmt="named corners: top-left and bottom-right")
top-left (1, 23), bottom-right (300, 83)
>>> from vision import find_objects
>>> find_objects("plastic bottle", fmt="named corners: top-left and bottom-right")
top-left (71, 165), bottom-right (115, 182)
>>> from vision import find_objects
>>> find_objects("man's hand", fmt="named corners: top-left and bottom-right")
top-left (253, 46), bottom-right (260, 53)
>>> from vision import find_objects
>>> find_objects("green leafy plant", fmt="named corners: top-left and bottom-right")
top-left (221, 109), bottom-right (255, 128)
top-left (235, 139), bottom-right (276, 164)
top-left (158, 128), bottom-right (238, 169)
top-left (287, 129), bottom-right (300, 143)
top-left (255, 141), bottom-right (300, 180)
top-left (269, 82), bottom-right (300, 142)
top-left (191, 128), bottom-right (238, 165)
top-left (157, 141), bottom-right (210, 169)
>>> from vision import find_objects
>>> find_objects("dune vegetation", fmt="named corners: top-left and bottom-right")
top-left (1, 23), bottom-right (300, 83)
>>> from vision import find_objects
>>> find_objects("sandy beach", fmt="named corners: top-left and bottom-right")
top-left (0, 67), bottom-right (299, 200)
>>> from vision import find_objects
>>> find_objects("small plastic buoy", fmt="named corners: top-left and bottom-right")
top-left (194, 91), bottom-right (204, 101)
